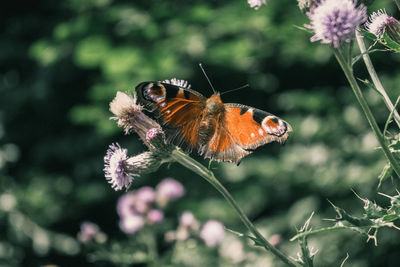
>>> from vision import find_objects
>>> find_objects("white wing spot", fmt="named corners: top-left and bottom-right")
top-left (160, 102), bottom-right (167, 108)
top-left (258, 129), bottom-right (264, 136)
top-left (166, 110), bottom-right (171, 114)
top-left (251, 133), bottom-right (255, 138)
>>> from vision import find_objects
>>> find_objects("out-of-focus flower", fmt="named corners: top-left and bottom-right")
top-left (200, 220), bottom-right (225, 247)
top-left (147, 209), bottom-right (164, 224)
top-left (176, 227), bottom-right (190, 241)
top-left (0, 193), bottom-right (16, 211)
top-left (156, 178), bottom-right (185, 206)
top-left (117, 193), bottom-right (136, 217)
top-left (219, 236), bottom-right (245, 263)
top-left (307, 0), bottom-right (367, 48)
top-left (180, 211), bottom-right (198, 228)
top-left (134, 186), bottom-right (156, 213)
top-left (120, 214), bottom-right (145, 234)
top-left (104, 143), bottom-right (135, 191)
top-left (165, 230), bottom-right (176, 242)
top-left (268, 234), bottom-right (282, 246)
top-left (77, 222), bottom-right (107, 243)
top-left (365, 9), bottom-right (400, 42)
top-left (247, 0), bottom-right (267, 10)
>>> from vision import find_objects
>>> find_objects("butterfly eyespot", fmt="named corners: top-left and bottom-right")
top-left (144, 83), bottom-right (166, 103)
top-left (262, 116), bottom-right (286, 136)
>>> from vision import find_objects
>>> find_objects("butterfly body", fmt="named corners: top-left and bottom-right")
top-left (136, 81), bottom-right (292, 164)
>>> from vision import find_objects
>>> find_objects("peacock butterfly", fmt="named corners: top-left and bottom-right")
top-left (135, 79), bottom-right (292, 164)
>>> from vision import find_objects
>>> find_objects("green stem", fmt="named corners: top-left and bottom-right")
top-left (333, 48), bottom-right (400, 177)
top-left (394, 0), bottom-right (400, 12)
top-left (355, 30), bottom-right (400, 129)
top-left (170, 149), bottom-right (299, 267)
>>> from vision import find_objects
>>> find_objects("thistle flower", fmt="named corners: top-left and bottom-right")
top-left (307, 0), bottom-right (367, 48)
top-left (77, 222), bottom-right (107, 243)
top-left (156, 178), bottom-right (185, 206)
top-left (134, 186), bottom-right (156, 213)
top-left (109, 92), bottom-right (160, 139)
top-left (104, 143), bottom-right (135, 191)
top-left (120, 214), bottom-right (145, 234)
top-left (365, 9), bottom-right (400, 42)
top-left (179, 211), bottom-right (197, 228)
top-left (117, 193), bottom-right (136, 217)
top-left (147, 209), bottom-right (164, 224)
top-left (200, 220), bottom-right (225, 247)
top-left (247, 0), bottom-right (267, 10)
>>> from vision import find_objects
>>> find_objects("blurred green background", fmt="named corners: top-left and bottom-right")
top-left (2, 0), bottom-right (400, 266)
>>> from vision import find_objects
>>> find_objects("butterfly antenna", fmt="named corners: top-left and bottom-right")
top-left (220, 84), bottom-right (250, 96)
top-left (199, 63), bottom-right (217, 94)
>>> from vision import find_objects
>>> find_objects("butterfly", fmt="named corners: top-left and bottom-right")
top-left (135, 80), bottom-right (292, 164)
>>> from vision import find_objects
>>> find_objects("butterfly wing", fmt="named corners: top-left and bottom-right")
top-left (203, 103), bottom-right (292, 163)
top-left (135, 82), bottom-right (206, 152)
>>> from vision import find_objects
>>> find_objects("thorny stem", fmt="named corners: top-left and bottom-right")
top-left (170, 149), bottom-right (299, 267)
top-left (333, 48), bottom-right (400, 177)
top-left (355, 30), bottom-right (400, 128)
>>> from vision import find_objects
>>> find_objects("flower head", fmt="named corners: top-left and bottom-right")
top-left (77, 222), bottom-right (107, 243)
top-left (247, 0), bottom-right (267, 10)
top-left (117, 193), bottom-right (136, 217)
top-left (147, 209), bottom-right (164, 224)
top-left (365, 9), bottom-right (400, 40)
top-left (156, 178), bottom-right (185, 206)
top-left (134, 186), bottom-right (156, 213)
top-left (104, 143), bottom-right (135, 191)
top-left (200, 220), bottom-right (225, 247)
top-left (307, 0), bottom-right (367, 48)
top-left (120, 214), bottom-right (145, 234)
top-left (109, 91), bottom-right (159, 138)
top-left (180, 211), bottom-right (197, 228)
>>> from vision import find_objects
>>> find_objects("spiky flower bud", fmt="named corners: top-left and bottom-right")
top-left (365, 9), bottom-right (400, 44)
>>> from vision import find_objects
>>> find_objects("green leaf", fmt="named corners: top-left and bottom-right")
top-left (382, 32), bottom-right (400, 53)
top-left (382, 214), bottom-right (399, 222)
top-left (357, 78), bottom-right (382, 97)
top-left (378, 163), bottom-right (393, 188)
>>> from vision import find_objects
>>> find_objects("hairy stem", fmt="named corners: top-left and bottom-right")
top-left (170, 149), bottom-right (299, 267)
top-left (333, 48), bottom-right (400, 177)
top-left (355, 30), bottom-right (400, 128)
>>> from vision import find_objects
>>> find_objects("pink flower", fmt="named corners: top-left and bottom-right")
top-left (147, 209), bottom-right (164, 224)
top-left (116, 193), bottom-right (136, 218)
top-left (180, 211), bottom-right (197, 228)
top-left (156, 178), bottom-right (185, 206)
top-left (200, 220), bottom-right (225, 247)
top-left (77, 222), bottom-right (107, 243)
top-left (119, 214), bottom-right (145, 234)
top-left (134, 186), bottom-right (156, 213)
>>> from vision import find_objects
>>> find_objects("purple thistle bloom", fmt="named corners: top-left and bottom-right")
top-left (200, 220), bottom-right (225, 247)
top-left (365, 9), bottom-right (400, 39)
top-left (147, 209), bottom-right (164, 224)
top-left (117, 193), bottom-right (136, 217)
top-left (77, 222), bottom-right (107, 243)
top-left (104, 143), bottom-right (135, 191)
top-left (156, 178), bottom-right (185, 206)
top-left (180, 211), bottom-right (197, 228)
top-left (247, 0), bottom-right (267, 10)
top-left (119, 214), bottom-right (145, 234)
top-left (134, 186), bottom-right (156, 213)
top-left (307, 0), bottom-right (367, 48)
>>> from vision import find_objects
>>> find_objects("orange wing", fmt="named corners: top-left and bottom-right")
top-left (135, 82), bottom-right (206, 152)
top-left (203, 104), bottom-right (292, 164)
